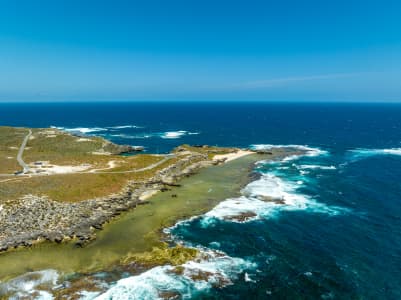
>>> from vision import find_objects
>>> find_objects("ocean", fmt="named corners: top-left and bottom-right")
top-left (1, 101), bottom-right (401, 299)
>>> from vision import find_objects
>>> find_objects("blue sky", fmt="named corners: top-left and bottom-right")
top-left (0, 0), bottom-right (400, 102)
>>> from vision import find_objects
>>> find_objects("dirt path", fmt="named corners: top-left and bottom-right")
top-left (17, 129), bottom-right (32, 173)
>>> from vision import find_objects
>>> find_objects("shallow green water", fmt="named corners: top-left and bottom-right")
top-left (0, 154), bottom-right (263, 281)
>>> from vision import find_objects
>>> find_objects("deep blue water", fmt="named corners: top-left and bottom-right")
top-left (1, 102), bottom-right (401, 153)
top-left (1, 102), bottom-right (401, 299)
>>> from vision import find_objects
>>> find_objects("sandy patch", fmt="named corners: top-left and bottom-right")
top-left (139, 189), bottom-right (159, 201)
top-left (213, 150), bottom-right (254, 163)
top-left (40, 130), bottom-right (57, 135)
top-left (77, 138), bottom-right (93, 142)
top-left (39, 130), bottom-right (58, 138)
top-left (89, 160), bottom-right (118, 172)
top-left (45, 165), bottom-right (91, 174)
top-left (92, 151), bottom-right (112, 155)
top-left (28, 163), bottom-right (92, 175)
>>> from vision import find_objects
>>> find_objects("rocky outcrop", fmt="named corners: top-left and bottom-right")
top-left (102, 142), bottom-right (144, 154)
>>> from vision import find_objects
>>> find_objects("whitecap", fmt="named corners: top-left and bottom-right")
top-left (159, 130), bottom-right (199, 139)
top-left (51, 126), bottom-right (108, 134)
top-left (107, 125), bottom-right (143, 129)
top-left (297, 164), bottom-right (336, 170)
top-left (107, 130), bottom-right (199, 140)
top-left (161, 130), bottom-right (187, 139)
top-left (348, 148), bottom-right (401, 159)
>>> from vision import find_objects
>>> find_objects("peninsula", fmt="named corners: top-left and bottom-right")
top-left (0, 126), bottom-right (263, 252)
top-left (0, 126), bottom-right (308, 299)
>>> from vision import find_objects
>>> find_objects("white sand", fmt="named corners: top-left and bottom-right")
top-left (28, 163), bottom-right (92, 175)
top-left (40, 130), bottom-right (57, 135)
top-left (77, 138), bottom-right (93, 142)
top-left (92, 151), bottom-right (112, 155)
top-left (44, 165), bottom-right (91, 174)
top-left (213, 150), bottom-right (254, 163)
top-left (139, 189), bottom-right (159, 201)
top-left (89, 160), bottom-right (118, 172)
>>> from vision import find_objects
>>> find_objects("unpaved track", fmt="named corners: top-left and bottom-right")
top-left (17, 129), bottom-right (32, 173)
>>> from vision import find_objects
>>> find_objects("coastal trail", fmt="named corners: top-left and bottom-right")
top-left (89, 154), bottom-right (175, 174)
top-left (17, 129), bottom-right (32, 174)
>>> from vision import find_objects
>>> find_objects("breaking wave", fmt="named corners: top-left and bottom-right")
top-left (51, 126), bottom-right (108, 134)
top-left (109, 131), bottom-right (200, 140)
top-left (95, 249), bottom-right (255, 300)
top-left (297, 164), bottom-right (337, 170)
top-left (348, 148), bottom-right (401, 159)
top-left (1, 143), bottom-right (349, 299)
top-left (51, 126), bottom-right (199, 141)
top-left (250, 144), bottom-right (328, 163)
top-left (250, 144), bottom-right (328, 157)
top-left (106, 125), bottom-right (143, 129)
top-left (0, 269), bottom-right (58, 300)
top-left (160, 131), bottom-right (199, 139)
top-left (200, 172), bottom-right (347, 225)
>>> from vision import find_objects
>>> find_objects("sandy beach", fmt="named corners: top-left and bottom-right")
top-left (213, 150), bottom-right (254, 163)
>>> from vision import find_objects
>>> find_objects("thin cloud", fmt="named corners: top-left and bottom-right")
top-left (242, 72), bottom-right (361, 88)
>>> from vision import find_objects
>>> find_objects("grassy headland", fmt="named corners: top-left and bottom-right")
top-left (0, 126), bottom-right (251, 253)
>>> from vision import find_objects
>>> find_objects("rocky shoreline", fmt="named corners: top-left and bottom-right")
top-left (0, 150), bottom-right (229, 252)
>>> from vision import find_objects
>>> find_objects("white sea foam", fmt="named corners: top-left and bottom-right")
top-left (349, 148), bottom-right (401, 159)
top-left (160, 131), bottom-right (199, 139)
top-left (107, 125), bottom-right (143, 129)
top-left (161, 130), bottom-right (187, 139)
top-left (52, 126), bottom-right (199, 140)
top-left (250, 144), bottom-right (328, 157)
top-left (51, 126), bottom-right (108, 134)
top-left (111, 130), bottom-right (199, 140)
top-left (115, 133), bottom-right (156, 139)
top-left (201, 171), bottom-right (347, 225)
top-left (251, 144), bottom-right (328, 164)
top-left (0, 269), bottom-right (58, 299)
top-left (79, 291), bottom-right (102, 299)
top-left (173, 146), bottom-right (344, 225)
top-left (95, 249), bottom-right (254, 300)
top-left (297, 164), bottom-right (336, 170)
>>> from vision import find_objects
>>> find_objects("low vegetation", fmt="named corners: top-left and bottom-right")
top-left (121, 243), bottom-right (199, 267)
top-left (0, 127), bottom-right (229, 203)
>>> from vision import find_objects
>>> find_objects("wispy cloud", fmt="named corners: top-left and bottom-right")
top-left (241, 72), bottom-right (361, 88)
